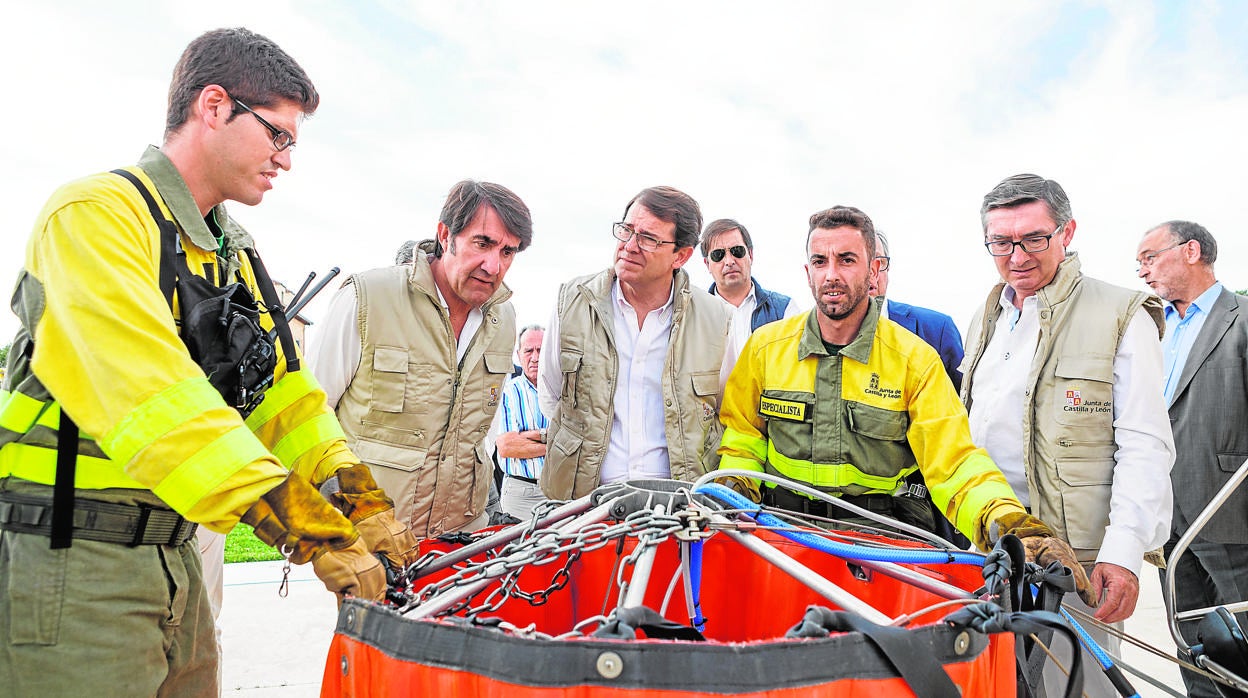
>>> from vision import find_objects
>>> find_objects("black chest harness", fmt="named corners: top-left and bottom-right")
top-left (45, 170), bottom-right (299, 548)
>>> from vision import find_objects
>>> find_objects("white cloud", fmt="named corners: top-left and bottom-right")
top-left (3, 0), bottom-right (1247, 353)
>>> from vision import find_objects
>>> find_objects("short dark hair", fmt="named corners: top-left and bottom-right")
top-left (1159, 220), bottom-right (1217, 265)
top-left (807, 206), bottom-right (876, 259)
top-left (700, 218), bottom-right (753, 258)
top-left (624, 186), bottom-right (702, 250)
top-left (980, 173), bottom-right (1072, 231)
top-left (434, 180), bottom-right (534, 258)
top-left (166, 27), bottom-right (319, 136)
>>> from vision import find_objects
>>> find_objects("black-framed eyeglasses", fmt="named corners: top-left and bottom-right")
top-left (708, 245), bottom-right (748, 263)
top-left (874, 255), bottom-right (891, 271)
top-left (1135, 242), bottom-right (1186, 272)
top-left (230, 94), bottom-right (296, 152)
top-left (612, 222), bottom-right (677, 252)
top-left (984, 225), bottom-right (1060, 257)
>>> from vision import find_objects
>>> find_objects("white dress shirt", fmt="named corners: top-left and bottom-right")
top-left (538, 279), bottom-right (741, 485)
top-left (967, 285), bottom-right (1174, 575)
top-left (715, 282), bottom-right (802, 351)
top-left (307, 275), bottom-right (483, 408)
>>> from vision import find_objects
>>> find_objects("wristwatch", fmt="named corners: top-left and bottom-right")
top-left (538, 428), bottom-right (548, 444)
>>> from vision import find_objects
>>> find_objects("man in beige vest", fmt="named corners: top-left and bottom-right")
top-left (309, 180), bottom-right (533, 537)
top-left (537, 186), bottom-right (736, 499)
top-left (961, 173), bottom-right (1174, 697)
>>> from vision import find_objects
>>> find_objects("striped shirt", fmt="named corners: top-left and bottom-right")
top-left (499, 375), bottom-right (548, 479)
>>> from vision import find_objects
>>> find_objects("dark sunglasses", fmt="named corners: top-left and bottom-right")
top-left (708, 245), bottom-right (748, 263)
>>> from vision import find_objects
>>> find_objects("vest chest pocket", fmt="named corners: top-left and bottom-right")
top-left (1053, 353), bottom-right (1114, 427)
top-left (370, 346), bottom-right (410, 413)
top-left (760, 390), bottom-right (815, 461)
top-left (477, 352), bottom-right (514, 412)
top-left (559, 352), bottom-right (582, 405)
top-left (690, 371), bottom-right (720, 423)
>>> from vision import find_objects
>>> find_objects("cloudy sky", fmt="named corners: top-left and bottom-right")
top-left (4, 1), bottom-right (1247, 348)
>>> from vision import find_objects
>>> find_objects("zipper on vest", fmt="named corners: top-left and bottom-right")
top-left (1057, 438), bottom-right (1103, 448)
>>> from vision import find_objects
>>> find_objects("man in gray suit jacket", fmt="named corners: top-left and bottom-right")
top-left (1137, 220), bottom-right (1248, 698)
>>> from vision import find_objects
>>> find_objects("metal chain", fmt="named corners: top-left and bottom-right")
top-left (402, 507), bottom-right (688, 620)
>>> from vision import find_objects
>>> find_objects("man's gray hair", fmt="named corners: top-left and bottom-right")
top-left (395, 240), bottom-right (418, 265)
top-left (875, 229), bottom-right (891, 258)
top-left (1158, 220), bottom-right (1217, 266)
top-left (517, 324), bottom-right (545, 347)
top-left (980, 174), bottom-right (1073, 231)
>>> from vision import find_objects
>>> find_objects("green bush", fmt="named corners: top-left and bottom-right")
top-left (224, 524), bottom-right (284, 564)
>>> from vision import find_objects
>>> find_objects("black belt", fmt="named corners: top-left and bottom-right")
top-left (761, 485), bottom-right (896, 519)
top-left (0, 491), bottom-right (198, 546)
top-left (507, 474), bottom-right (539, 485)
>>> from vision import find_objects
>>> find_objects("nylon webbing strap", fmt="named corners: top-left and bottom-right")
top-left (786, 607), bottom-right (960, 698)
top-left (111, 169), bottom-right (178, 306)
top-left (50, 413), bottom-right (78, 549)
top-left (244, 247), bottom-right (300, 374)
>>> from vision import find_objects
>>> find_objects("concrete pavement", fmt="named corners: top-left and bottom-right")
top-left (221, 559), bottom-right (1188, 696)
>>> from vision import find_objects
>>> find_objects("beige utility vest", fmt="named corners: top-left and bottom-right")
top-left (541, 269), bottom-right (731, 499)
top-left (961, 255), bottom-right (1163, 563)
top-left (334, 254), bottom-right (516, 537)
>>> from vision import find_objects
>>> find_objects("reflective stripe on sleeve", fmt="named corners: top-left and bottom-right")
top-left (269, 412), bottom-right (347, 468)
top-left (99, 377), bottom-right (225, 466)
top-left (0, 389), bottom-right (50, 435)
top-left (150, 423), bottom-right (272, 513)
top-left (243, 370), bottom-right (317, 431)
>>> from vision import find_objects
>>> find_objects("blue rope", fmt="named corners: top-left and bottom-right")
top-left (695, 483), bottom-right (985, 566)
top-left (1059, 607), bottom-right (1140, 697)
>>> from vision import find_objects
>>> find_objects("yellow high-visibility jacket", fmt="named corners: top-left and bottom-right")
top-left (718, 301), bottom-right (1025, 548)
top-left (0, 147), bottom-right (355, 532)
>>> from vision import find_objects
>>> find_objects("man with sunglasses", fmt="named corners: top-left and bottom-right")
top-left (0, 28), bottom-right (418, 696)
top-left (702, 219), bottom-right (801, 348)
top-left (961, 173), bottom-right (1174, 697)
top-left (536, 186), bottom-right (736, 499)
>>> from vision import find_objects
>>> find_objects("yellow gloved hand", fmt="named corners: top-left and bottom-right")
top-left (311, 536), bottom-right (386, 603)
top-left (992, 511), bottom-right (1097, 608)
top-left (241, 474), bottom-right (386, 600)
top-left (329, 463), bottom-right (421, 570)
top-left (329, 463), bottom-right (395, 522)
top-left (242, 474), bottom-right (360, 565)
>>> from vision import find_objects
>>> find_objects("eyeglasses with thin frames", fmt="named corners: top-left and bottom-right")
top-left (984, 225), bottom-right (1061, 257)
top-left (229, 93), bottom-right (296, 152)
top-left (708, 245), bottom-right (748, 263)
top-left (1135, 242), bottom-right (1186, 272)
top-left (612, 222), bottom-right (677, 253)
top-left (874, 255), bottom-right (891, 271)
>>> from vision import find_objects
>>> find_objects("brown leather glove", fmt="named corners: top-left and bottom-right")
top-left (241, 474), bottom-right (385, 600)
top-left (354, 510), bottom-right (421, 571)
top-left (992, 511), bottom-right (1097, 608)
top-left (329, 464), bottom-right (421, 570)
top-left (715, 474), bottom-right (761, 503)
top-left (312, 536), bottom-right (386, 603)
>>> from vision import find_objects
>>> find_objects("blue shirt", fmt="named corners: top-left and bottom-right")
top-left (499, 374), bottom-right (549, 479)
top-left (1162, 282), bottom-right (1223, 406)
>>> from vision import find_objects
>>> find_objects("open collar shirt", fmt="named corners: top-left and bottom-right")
top-left (1162, 281), bottom-right (1223, 406)
top-left (966, 283), bottom-right (1173, 572)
